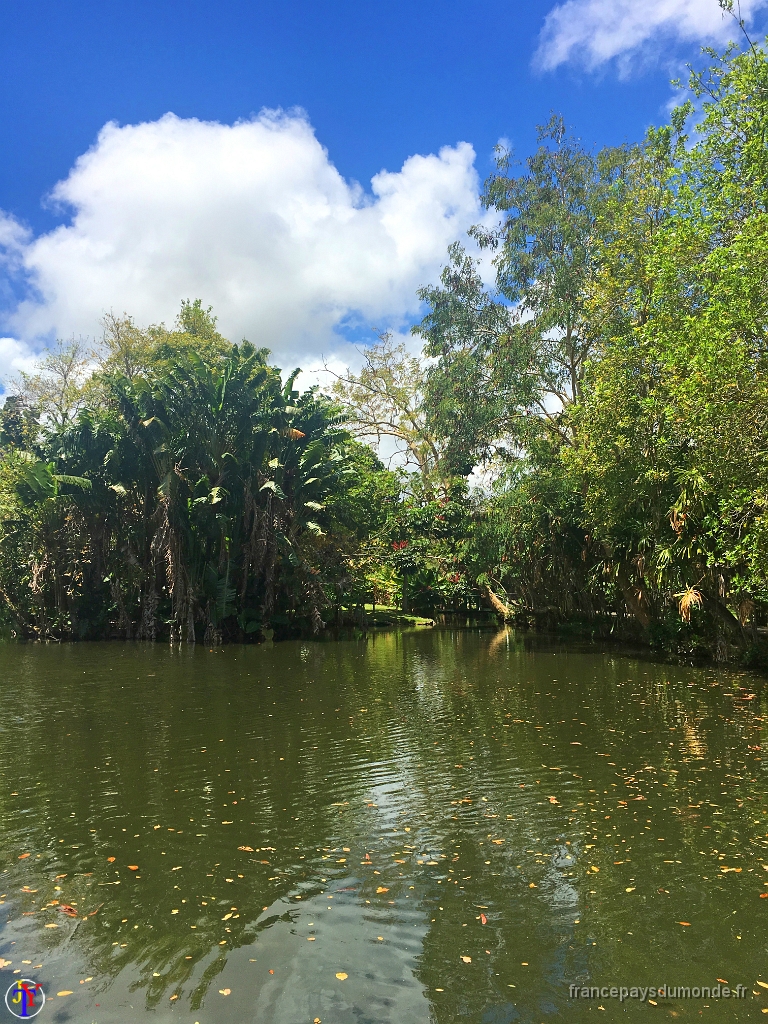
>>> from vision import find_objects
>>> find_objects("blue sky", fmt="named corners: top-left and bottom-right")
top-left (0, 0), bottom-right (765, 374)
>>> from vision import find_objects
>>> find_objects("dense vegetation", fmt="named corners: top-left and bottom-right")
top-left (0, 43), bottom-right (766, 664)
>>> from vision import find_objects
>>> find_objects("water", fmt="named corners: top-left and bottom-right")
top-left (0, 630), bottom-right (765, 1022)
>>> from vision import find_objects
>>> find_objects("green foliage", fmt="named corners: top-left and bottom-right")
top-left (409, 41), bottom-right (768, 661)
top-left (0, 306), bottom-right (397, 642)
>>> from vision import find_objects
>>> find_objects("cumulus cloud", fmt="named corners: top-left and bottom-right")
top-left (535, 0), bottom-right (767, 71)
top-left (0, 337), bottom-right (38, 389)
top-left (0, 110), bottom-right (481, 367)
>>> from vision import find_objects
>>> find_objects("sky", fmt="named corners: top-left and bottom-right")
top-left (0, 0), bottom-right (766, 382)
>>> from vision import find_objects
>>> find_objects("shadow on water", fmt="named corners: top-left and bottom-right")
top-left (0, 630), bottom-right (765, 1021)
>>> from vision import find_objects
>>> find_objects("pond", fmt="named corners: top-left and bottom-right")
top-left (0, 630), bottom-right (765, 1022)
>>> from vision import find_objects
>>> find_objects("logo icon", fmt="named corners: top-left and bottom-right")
top-left (5, 979), bottom-right (45, 1018)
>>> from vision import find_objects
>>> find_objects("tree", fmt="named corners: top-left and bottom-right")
top-left (326, 332), bottom-right (449, 493)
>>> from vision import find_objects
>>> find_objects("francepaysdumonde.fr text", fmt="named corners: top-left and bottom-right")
top-left (569, 984), bottom-right (747, 1002)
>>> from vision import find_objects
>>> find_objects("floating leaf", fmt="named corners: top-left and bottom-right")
top-left (238, 846), bottom-right (254, 852)
top-left (107, 857), bottom-right (115, 863)
top-left (57, 991), bottom-right (73, 997)
top-left (460, 956), bottom-right (472, 963)
top-left (480, 914), bottom-right (487, 925)
top-left (335, 972), bottom-right (348, 980)
top-left (677, 921), bottom-right (691, 926)
top-left (757, 981), bottom-right (768, 991)
top-left (219, 988), bottom-right (231, 996)
top-left (376, 886), bottom-right (389, 894)
top-left (18, 854), bottom-right (30, 860)
top-left (128, 865), bottom-right (139, 871)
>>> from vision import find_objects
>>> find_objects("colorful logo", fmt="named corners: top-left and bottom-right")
top-left (4, 979), bottom-right (45, 1018)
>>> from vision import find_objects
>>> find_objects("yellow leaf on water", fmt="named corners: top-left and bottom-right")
top-left (57, 991), bottom-right (73, 997)
top-left (376, 886), bottom-right (389, 893)
top-left (590, 866), bottom-right (600, 873)
top-left (492, 839), bottom-right (504, 844)
top-left (757, 981), bottom-right (768, 990)
top-left (219, 988), bottom-right (231, 996)
top-left (171, 909), bottom-right (179, 915)
top-left (677, 921), bottom-right (691, 926)
top-left (238, 846), bottom-right (254, 852)
top-left (625, 887), bottom-right (636, 893)
top-left (0, 960), bottom-right (10, 968)
top-left (335, 973), bottom-right (348, 980)
top-left (460, 956), bottom-right (472, 963)
top-left (529, 883), bottom-right (537, 888)
top-left (44, 923), bottom-right (58, 928)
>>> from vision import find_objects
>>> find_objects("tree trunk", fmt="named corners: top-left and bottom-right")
top-left (481, 585), bottom-right (514, 622)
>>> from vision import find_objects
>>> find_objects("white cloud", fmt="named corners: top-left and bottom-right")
top-left (1, 110), bottom-right (480, 366)
top-left (535, 0), bottom-right (767, 71)
top-left (0, 337), bottom-right (38, 391)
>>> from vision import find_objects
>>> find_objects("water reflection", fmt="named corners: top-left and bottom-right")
top-left (0, 632), bottom-right (765, 1021)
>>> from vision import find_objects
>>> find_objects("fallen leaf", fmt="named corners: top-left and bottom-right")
top-left (376, 886), bottom-right (389, 894)
top-left (625, 887), bottom-right (636, 893)
top-left (757, 981), bottom-right (768, 991)
top-left (128, 865), bottom-right (139, 871)
top-left (171, 909), bottom-right (179, 915)
top-left (590, 866), bottom-right (600, 873)
top-left (57, 991), bottom-right (73, 997)
top-left (335, 972), bottom-right (348, 980)
top-left (169, 994), bottom-right (178, 1001)
top-left (0, 959), bottom-right (11, 968)
top-left (107, 857), bottom-right (115, 863)
top-left (219, 988), bottom-right (231, 996)
top-left (460, 956), bottom-right (472, 963)
top-left (44, 923), bottom-right (58, 929)
top-left (717, 979), bottom-right (728, 984)
top-left (677, 921), bottom-right (691, 927)
top-left (18, 854), bottom-right (30, 860)
top-left (480, 913), bottom-right (487, 925)
top-left (268, 969), bottom-right (274, 974)
top-left (528, 882), bottom-right (537, 888)
top-left (238, 846), bottom-right (254, 852)
top-left (492, 839), bottom-right (504, 844)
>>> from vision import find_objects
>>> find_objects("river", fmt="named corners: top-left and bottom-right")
top-left (0, 630), bottom-right (765, 1021)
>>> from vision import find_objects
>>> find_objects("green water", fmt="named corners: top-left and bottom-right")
top-left (0, 631), bottom-right (766, 1022)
